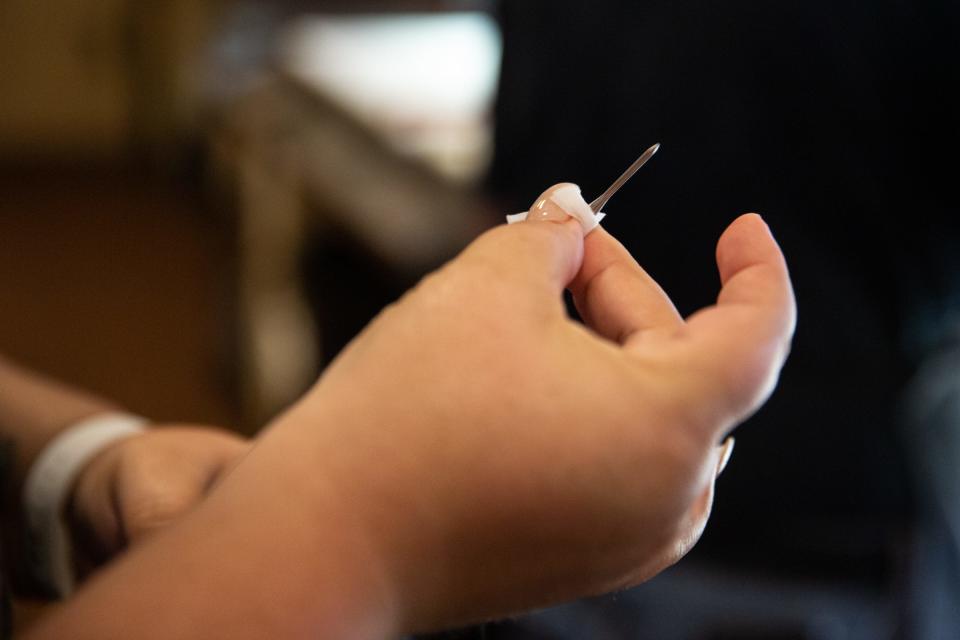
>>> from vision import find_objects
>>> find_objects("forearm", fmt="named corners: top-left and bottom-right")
top-left (0, 355), bottom-right (119, 492)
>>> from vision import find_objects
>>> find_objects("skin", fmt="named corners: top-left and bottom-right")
top-left (0, 355), bottom-right (249, 589)
top-left (23, 188), bottom-right (795, 639)
top-left (68, 426), bottom-right (249, 573)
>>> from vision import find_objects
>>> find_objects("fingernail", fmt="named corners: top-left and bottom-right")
top-left (527, 183), bottom-right (599, 232)
top-left (716, 437), bottom-right (735, 477)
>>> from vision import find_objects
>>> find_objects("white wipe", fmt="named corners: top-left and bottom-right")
top-left (549, 184), bottom-right (601, 231)
top-left (505, 184), bottom-right (605, 234)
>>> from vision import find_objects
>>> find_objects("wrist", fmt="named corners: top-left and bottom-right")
top-left (64, 429), bottom-right (136, 569)
top-left (23, 412), bottom-right (147, 596)
top-left (264, 399), bottom-right (450, 634)
top-left (258, 416), bottom-right (405, 636)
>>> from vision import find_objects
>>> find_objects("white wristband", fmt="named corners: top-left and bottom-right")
top-left (23, 412), bottom-right (148, 597)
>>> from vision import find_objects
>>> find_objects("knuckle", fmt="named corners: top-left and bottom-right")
top-left (123, 495), bottom-right (185, 539)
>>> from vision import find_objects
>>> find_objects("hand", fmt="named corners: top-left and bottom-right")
top-left (23, 190), bottom-right (794, 640)
top-left (259, 186), bottom-right (796, 632)
top-left (68, 425), bottom-right (249, 573)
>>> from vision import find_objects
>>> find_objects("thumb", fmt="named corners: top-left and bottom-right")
top-left (457, 188), bottom-right (586, 296)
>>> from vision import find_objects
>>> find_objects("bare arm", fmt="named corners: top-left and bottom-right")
top-left (22, 194), bottom-right (794, 639)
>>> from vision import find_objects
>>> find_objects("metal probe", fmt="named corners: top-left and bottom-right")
top-left (588, 143), bottom-right (660, 213)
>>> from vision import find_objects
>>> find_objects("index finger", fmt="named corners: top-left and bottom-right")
top-left (568, 226), bottom-right (684, 344)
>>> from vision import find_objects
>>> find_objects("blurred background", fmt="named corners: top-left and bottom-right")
top-left (1, 1), bottom-right (958, 638)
